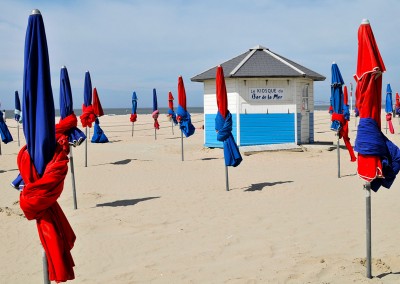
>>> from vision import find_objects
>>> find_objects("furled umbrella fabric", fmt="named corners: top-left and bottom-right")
top-left (177, 76), bottom-right (195, 137)
top-left (91, 118), bottom-right (109, 143)
top-left (152, 88), bottom-right (160, 130)
top-left (215, 66), bottom-right (242, 167)
top-left (396, 93), bottom-right (400, 116)
top-left (0, 109), bottom-right (13, 144)
top-left (385, 84), bottom-right (394, 134)
top-left (130, 91), bottom-right (138, 123)
top-left (59, 66), bottom-right (86, 147)
top-left (18, 9), bottom-right (75, 282)
top-left (91, 88), bottom-right (108, 143)
top-left (92, 87), bottom-right (104, 117)
top-left (340, 85), bottom-right (356, 161)
top-left (167, 91), bottom-right (178, 125)
top-left (79, 71), bottom-right (96, 128)
top-left (330, 63), bottom-right (345, 132)
top-left (354, 19), bottom-right (400, 191)
top-left (14, 91), bottom-right (22, 122)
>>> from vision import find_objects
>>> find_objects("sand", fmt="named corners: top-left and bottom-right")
top-left (1, 110), bottom-right (400, 283)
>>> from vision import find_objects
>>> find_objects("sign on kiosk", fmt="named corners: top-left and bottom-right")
top-left (249, 88), bottom-right (285, 102)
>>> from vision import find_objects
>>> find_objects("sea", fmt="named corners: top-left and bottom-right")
top-left (2, 105), bottom-right (339, 118)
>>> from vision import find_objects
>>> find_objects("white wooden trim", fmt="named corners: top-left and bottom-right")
top-left (230, 49), bottom-right (257, 76)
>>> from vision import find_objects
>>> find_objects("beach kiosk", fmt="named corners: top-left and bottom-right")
top-left (191, 45), bottom-right (325, 147)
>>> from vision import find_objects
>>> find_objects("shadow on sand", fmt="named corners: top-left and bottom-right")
top-left (244, 181), bottom-right (293, 192)
top-left (96, 196), bottom-right (160, 207)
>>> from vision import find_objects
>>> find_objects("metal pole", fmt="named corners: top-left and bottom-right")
top-left (154, 128), bottom-right (157, 140)
top-left (85, 127), bottom-right (88, 167)
top-left (337, 136), bottom-right (340, 178)
top-left (225, 165), bottom-right (229, 191)
top-left (132, 123), bottom-right (134, 137)
top-left (181, 130), bottom-right (184, 161)
top-left (17, 123), bottom-right (20, 147)
top-left (172, 121), bottom-right (174, 135)
top-left (385, 120), bottom-right (388, 134)
top-left (0, 139), bottom-right (2, 155)
top-left (43, 250), bottom-right (50, 284)
top-left (70, 146), bottom-right (78, 210)
top-left (365, 182), bottom-right (372, 279)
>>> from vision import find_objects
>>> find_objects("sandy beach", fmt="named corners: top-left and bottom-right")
top-left (1, 110), bottom-right (400, 283)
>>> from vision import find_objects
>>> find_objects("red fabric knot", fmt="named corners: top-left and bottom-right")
top-left (18, 144), bottom-right (75, 282)
top-left (386, 113), bottom-right (392, 121)
top-left (152, 110), bottom-right (160, 129)
top-left (79, 104), bottom-right (96, 128)
top-left (56, 114), bottom-right (78, 153)
top-left (130, 113), bottom-right (137, 123)
top-left (386, 113), bottom-right (395, 134)
top-left (331, 113), bottom-right (346, 125)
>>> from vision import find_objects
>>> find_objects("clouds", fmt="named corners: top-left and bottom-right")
top-left (1, 0), bottom-right (400, 109)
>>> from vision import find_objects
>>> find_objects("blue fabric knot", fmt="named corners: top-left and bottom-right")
top-left (215, 111), bottom-right (242, 167)
top-left (355, 118), bottom-right (400, 191)
top-left (177, 105), bottom-right (195, 137)
top-left (168, 109), bottom-right (178, 125)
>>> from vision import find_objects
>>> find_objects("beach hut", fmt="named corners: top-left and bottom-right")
top-left (191, 45), bottom-right (325, 147)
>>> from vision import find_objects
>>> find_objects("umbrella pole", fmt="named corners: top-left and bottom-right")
top-left (70, 146), bottom-right (78, 210)
top-left (154, 128), bottom-right (157, 140)
top-left (172, 121), bottom-right (174, 135)
top-left (17, 123), bottom-right (20, 147)
top-left (365, 182), bottom-right (372, 279)
top-left (181, 130), bottom-right (184, 161)
top-left (225, 165), bottom-right (229, 191)
top-left (132, 122), bottom-right (134, 137)
top-left (43, 250), bottom-right (50, 284)
top-left (0, 139), bottom-right (2, 155)
top-left (85, 127), bottom-right (88, 167)
top-left (337, 136), bottom-right (340, 178)
top-left (385, 120), bottom-right (388, 134)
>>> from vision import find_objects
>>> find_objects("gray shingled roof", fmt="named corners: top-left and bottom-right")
top-left (191, 45), bottom-right (326, 82)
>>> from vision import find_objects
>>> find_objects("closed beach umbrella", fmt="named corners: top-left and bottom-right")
top-left (130, 91), bottom-right (138, 122)
top-left (80, 71), bottom-right (95, 167)
top-left (330, 62), bottom-right (344, 132)
top-left (353, 19), bottom-right (400, 278)
top-left (92, 87), bottom-right (104, 117)
top-left (0, 108), bottom-right (13, 144)
top-left (177, 76), bottom-right (195, 137)
top-left (177, 77), bottom-right (195, 161)
top-left (215, 66), bottom-right (242, 191)
top-left (385, 84), bottom-right (394, 134)
top-left (152, 88), bottom-right (160, 139)
top-left (342, 86), bottom-right (356, 161)
top-left (59, 66), bottom-right (86, 210)
top-left (91, 88), bottom-right (108, 143)
top-left (167, 91), bottom-right (178, 125)
top-left (14, 91), bottom-right (22, 122)
top-left (18, 9), bottom-right (75, 282)
top-left (14, 90), bottom-right (22, 147)
top-left (59, 66), bottom-right (86, 146)
top-left (396, 93), bottom-right (400, 116)
top-left (130, 91), bottom-right (138, 136)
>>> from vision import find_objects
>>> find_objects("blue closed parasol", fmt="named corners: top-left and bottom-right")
top-left (385, 84), bottom-right (394, 134)
top-left (18, 9), bottom-right (75, 282)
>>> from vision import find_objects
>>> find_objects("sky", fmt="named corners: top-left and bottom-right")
top-left (1, 0), bottom-right (400, 110)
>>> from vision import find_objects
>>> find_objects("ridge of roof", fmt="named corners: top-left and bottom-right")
top-left (263, 49), bottom-right (305, 76)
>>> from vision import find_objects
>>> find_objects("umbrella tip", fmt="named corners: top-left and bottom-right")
top-left (31, 9), bottom-right (41, 15)
top-left (361, 18), bottom-right (370, 24)
top-left (61, 65), bottom-right (66, 69)
top-left (332, 61), bottom-right (336, 64)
